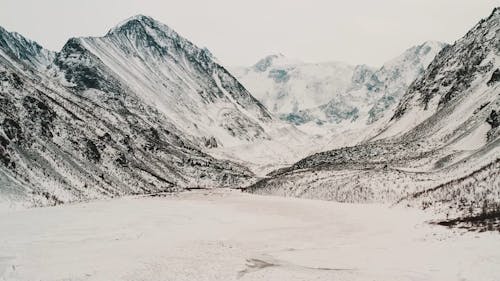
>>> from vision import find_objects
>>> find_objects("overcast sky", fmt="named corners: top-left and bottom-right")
top-left (1, 0), bottom-right (498, 67)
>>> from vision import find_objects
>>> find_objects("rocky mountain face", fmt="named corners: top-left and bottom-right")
top-left (382, 8), bottom-right (499, 140)
top-left (0, 26), bottom-right (55, 70)
top-left (247, 8), bottom-right (500, 226)
top-left (55, 15), bottom-right (272, 148)
top-left (0, 16), bottom-right (266, 206)
top-left (284, 41), bottom-right (447, 127)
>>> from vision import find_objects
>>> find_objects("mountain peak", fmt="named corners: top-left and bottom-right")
top-left (0, 25), bottom-right (8, 35)
top-left (111, 14), bottom-right (154, 29)
top-left (491, 6), bottom-right (500, 17)
top-left (125, 14), bottom-right (151, 21)
top-left (420, 40), bottom-right (447, 49)
top-left (253, 53), bottom-right (284, 70)
top-left (265, 53), bottom-right (285, 59)
top-left (106, 14), bottom-right (178, 39)
top-left (252, 53), bottom-right (304, 72)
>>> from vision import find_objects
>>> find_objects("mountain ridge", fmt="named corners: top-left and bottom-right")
top-left (55, 15), bottom-right (273, 147)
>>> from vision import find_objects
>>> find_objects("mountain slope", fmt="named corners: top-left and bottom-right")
top-left (55, 15), bottom-right (272, 148)
top-left (247, 8), bottom-right (500, 224)
top-left (0, 19), bottom-right (259, 206)
top-left (379, 9), bottom-right (499, 141)
top-left (0, 26), bottom-right (55, 70)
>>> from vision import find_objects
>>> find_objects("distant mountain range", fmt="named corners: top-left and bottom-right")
top-left (231, 55), bottom-right (356, 115)
top-left (233, 41), bottom-right (447, 130)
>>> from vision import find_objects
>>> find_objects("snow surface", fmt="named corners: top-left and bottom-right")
top-left (0, 189), bottom-right (499, 281)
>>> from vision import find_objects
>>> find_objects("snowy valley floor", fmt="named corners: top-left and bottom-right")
top-left (0, 189), bottom-right (499, 281)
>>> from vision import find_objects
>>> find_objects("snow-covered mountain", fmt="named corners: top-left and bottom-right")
top-left (55, 15), bottom-right (272, 148)
top-left (231, 54), bottom-right (357, 115)
top-left (247, 8), bottom-right (500, 226)
top-left (284, 41), bottom-right (447, 127)
top-left (0, 15), bottom-right (275, 206)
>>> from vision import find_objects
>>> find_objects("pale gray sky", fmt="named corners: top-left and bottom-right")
top-left (1, 0), bottom-right (498, 67)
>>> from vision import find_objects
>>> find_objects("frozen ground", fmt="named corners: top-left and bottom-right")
top-left (0, 189), bottom-right (499, 281)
